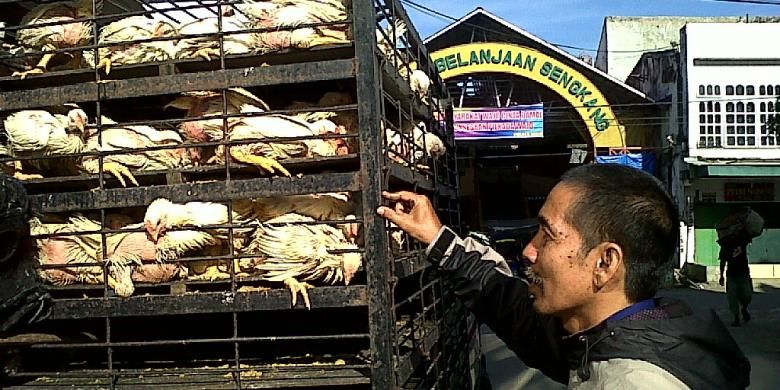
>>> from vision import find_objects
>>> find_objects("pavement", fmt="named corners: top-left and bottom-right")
top-left (479, 279), bottom-right (780, 389)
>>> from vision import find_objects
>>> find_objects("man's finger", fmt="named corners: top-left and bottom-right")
top-left (382, 191), bottom-right (421, 202)
top-left (377, 206), bottom-right (410, 229)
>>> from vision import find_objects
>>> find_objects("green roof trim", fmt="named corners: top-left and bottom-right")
top-left (696, 165), bottom-right (780, 177)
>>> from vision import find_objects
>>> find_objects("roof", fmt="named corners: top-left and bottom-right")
top-left (424, 8), bottom-right (651, 103)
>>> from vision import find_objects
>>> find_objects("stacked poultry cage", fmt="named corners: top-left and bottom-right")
top-left (0, 0), bottom-right (480, 388)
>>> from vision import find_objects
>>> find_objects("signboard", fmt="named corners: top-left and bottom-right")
top-left (453, 104), bottom-right (544, 140)
top-left (430, 43), bottom-right (626, 148)
top-left (724, 183), bottom-right (775, 202)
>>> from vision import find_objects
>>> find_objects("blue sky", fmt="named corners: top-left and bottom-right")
top-left (407, 0), bottom-right (780, 52)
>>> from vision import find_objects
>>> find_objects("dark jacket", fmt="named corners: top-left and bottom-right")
top-left (427, 227), bottom-right (751, 389)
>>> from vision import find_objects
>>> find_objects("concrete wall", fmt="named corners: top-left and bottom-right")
top-left (682, 23), bottom-right (780, 161)
top-left (595, 16), bottom-right (780, 82)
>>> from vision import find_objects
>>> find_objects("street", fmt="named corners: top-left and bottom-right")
top-left (480, 280), bottom-right (780, 389)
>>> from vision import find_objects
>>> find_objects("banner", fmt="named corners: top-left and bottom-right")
top-left (453, 104), bottom-right (544, 140)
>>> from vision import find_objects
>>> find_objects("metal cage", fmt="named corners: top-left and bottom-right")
top-left (0, 0), bottom-right (477, 388)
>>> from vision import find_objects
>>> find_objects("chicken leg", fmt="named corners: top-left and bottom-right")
top-left (285, 278), bottom-right (314, 309)
top-left (12, 45), bottom-right (56, 80)
top-left (231, 149), bottom-right (291, 177)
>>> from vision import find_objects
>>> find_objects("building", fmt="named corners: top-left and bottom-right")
top-left (424, 8), bottom-right (661, 239)
top-left (619, 20), bottom-right (780, 278)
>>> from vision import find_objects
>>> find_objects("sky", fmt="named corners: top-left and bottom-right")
top-left (405, 0), bottom-right (780, 53)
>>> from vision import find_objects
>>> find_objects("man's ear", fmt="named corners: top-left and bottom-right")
top-left (592, 242), bottom-right (624, 291)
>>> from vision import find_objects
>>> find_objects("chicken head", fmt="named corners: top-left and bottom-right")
top-left (144, 198), bottom-right (172, 242)
top-left (341, 252), bottom-right (361, 285)
top-left (66, 108), bottom-right (88, 135)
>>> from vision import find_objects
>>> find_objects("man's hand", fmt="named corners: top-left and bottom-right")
top-left (376, 191), bottom-right (443, 245)
top-left (719, 275), bottom-right (725, 286)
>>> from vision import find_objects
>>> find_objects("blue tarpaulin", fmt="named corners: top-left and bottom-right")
top-left (595, 152), bottom-right (656, 175)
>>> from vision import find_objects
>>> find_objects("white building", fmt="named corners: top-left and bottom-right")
top-left (604, 19), bottom-right (780, 278)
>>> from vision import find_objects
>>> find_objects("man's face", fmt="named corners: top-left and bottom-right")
top-left (522, 183), bottom-right (598, 316)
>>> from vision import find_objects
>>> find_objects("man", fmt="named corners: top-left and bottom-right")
top-left (719, 233), bottom-right (753, 327)
top-left (377, 164), bottom-right (750, 389)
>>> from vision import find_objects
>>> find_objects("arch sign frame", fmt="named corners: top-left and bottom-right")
top-left (431, 43), bottom-right (626, 148)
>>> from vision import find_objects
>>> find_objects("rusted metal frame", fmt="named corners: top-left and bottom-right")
top-left (29, 171), bottom-right (361, 213)
top-left (354, 0), bottom-right (394, 388)
top-left (45, 285), bottom-right (368, 320)
top-left (0, 59), bottom-right (355, 111)
top-left (395, 324), bottom-right (440, 387)
top-left (27, 333), bottom-right (370, 349)
top-left (0, 19), bottom-right (354, 65)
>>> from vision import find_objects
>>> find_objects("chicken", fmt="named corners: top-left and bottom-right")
top-left (243, 213), bottom-right (361, 309)
top-left (168, 87), bottom-right (346, 176)
top-left (2, 107), bottom-right (88, 180)
top-left (285, 91), bottom-right (357, 154)
top-left (376, 19), bottom-right (431, 101)
top-left (80, 116), bottom-right (192, 187)
top-left (235, 0), bottom-right (350, 52)
top-left (165, 87), bottom-right (270, 164)
top-left (83, 15), bottom-right (178, 74)
top-left (99, 224), bottom-right (188, 288)
top-left (12, 0), bottom-right (102, 79)
top-left (385, 121), bottom-right (446, 170)
top-left (174, 16), bottom-right (256, 60)
top-left (143, 193), bottom-right (359, 281)
top-left (207, 111), bottom-right (349, 176)
top-left (30, 215), bottom-right (135, 297)
top-left (144, 198), bottom-right (252, 280)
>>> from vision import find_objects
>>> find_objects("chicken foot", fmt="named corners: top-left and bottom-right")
top-left (231, 149), bottom-right (291, 177)
top-left (101, 162), bottom-right (139, 187)
top-left (12, 52), bottom-right (54, 80)
top-left (285, 278), bottom-right (314, 310)
top-left (96, 57), bottom-right (113, 75)
top-left (12, 161), bottom-right (43, 180)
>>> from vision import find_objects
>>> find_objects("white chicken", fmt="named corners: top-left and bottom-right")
top-left (167, 88), bottom-right (348, 176)
top-left (144, 198), bottom-right (252, 280)
top-left (80, 116), bottom-right (193, 187)
top-left (30, 215), bottom-right (135, 297)
top-left (243, 213), bottom-right (361, 309)
top-left (83, 15), bottom-right (178, 74)
top-left (2, 107), bottom-right (88, 179)
top-left (165, 87), bottom-right (270, 164)
top-left (12, 0), bottom-right (101, 79)
top-left (235, 0), bottom-right (350, 52)
top-left (385, 121), bottom-right (446, 170)
top-left (174, 16), bottom-right (256, 60)
top-left (376, 19), bottom-right (431, 102)
top-left (207, 111), bottom-right (349, 176)
top-left (143, 192), bottom-right (359, 281)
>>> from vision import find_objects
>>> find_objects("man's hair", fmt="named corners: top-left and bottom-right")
top-left (560, 164), bottom-right (679, 302)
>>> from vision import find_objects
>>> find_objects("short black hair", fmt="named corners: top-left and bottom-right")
top-left (560, 164), bottom-right (679, 302)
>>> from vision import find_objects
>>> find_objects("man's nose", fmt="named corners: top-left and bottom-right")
top-left (522, 241), bottom-right (537, 264)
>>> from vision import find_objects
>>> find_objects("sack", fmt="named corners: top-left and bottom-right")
top-left (717, 207), bottom-right (764, 240)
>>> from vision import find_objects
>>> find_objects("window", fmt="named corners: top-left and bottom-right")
top-left (746, 86), bottom-right (755, 95)
top-left (726, 86), bottom-right (735, 95)
top-left (715, 86), bottom-right (721, 95)
top-left (760, 85), bottom-right (766, 95)
top-left (707, 85), bottom-right (714, 95)
top-left (699, 85), bottom-right (705, 95)
top-left (769, 85), bottom-right (775, 96)
top-left (736, 85), bottom-right (745, 95)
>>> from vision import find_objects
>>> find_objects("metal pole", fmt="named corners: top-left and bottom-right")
top-left (353, 0), bottom-right (394, 388)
